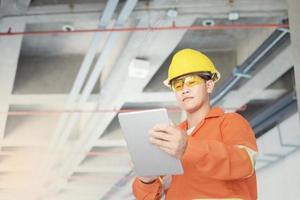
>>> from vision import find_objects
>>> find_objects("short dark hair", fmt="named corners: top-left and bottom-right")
top-left (197, 72), bottom-right (213, 80)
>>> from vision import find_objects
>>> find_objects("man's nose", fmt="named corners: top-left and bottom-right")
top-left (181, 86), bottom-right (190, 94)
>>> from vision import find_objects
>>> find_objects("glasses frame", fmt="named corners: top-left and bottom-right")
top-left (170, 73), bottom-right (211, 92)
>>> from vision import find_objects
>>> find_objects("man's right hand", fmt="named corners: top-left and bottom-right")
top-left (138, 176), bottom-right (158, 184)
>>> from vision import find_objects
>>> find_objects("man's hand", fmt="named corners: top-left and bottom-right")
top-left (149, 122), bottom-right (188, 159)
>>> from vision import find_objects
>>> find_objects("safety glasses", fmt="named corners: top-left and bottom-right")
top-left (171, 74), bottom-right (205, 92)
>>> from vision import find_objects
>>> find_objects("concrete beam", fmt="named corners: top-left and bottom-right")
top-left (0, 0), bottom-right (288, 24)
top-left (126, 92), bottom-right (176, 103)
top-left (25, 0), bottom-right (287, 15)
top-left (94, 139), bottom-right (126, 147)
top-left (76, 166), bottom-right (128, 173)
top-left (126, 89), bottom-right (289, 107)
top-left (0, 139), bottom-right (48, 147)
top-left (0, 19), bottom-right (25, 145)
top-left (254, 89), bottom-right (287, 100)
top-left (221, 45), bottom-right (293, 109)
top-left (0, 138), bottom-right (125, 148)
top-left (287, 0), bottom-right (300, 121)
top-left (2, 94), bottom-right (99, 105)
top-left (1, 93), bottom-right (177, 106)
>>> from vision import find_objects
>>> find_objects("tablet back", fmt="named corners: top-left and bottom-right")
top-left (118, 108), bottom-right (183, 176)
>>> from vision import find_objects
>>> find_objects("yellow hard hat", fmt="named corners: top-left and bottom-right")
top-left (163, 48), bottom-right (221, 87)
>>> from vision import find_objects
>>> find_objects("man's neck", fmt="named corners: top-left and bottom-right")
top-left (186, 103), bottom-right (211, 129)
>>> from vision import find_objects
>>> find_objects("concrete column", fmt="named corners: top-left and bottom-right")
top-left (0, 19), bottom-right (25, 143)
top-left (287, 0), bottom-right (300, 119)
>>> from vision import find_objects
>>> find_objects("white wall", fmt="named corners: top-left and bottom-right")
top-left (256, 113), bottom-right (300, 199)
top-left (257, 149), bottom-right (300, 199)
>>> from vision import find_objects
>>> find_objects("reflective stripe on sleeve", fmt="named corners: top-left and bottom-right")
top-left (236, 145), bottom-right (258, 177)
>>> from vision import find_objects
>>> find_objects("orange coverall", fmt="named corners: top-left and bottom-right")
top-left (132, 107), bottom-right (258, 200)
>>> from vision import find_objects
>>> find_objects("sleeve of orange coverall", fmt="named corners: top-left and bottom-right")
top-left (183, 113), bottom-right (258, 180)
top-left (132, 178), bottom-right (162, 200)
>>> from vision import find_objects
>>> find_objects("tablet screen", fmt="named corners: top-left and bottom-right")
top-left (118, 108), bottom-right (183, 176)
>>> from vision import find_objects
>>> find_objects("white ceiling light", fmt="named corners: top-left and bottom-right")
top-left (62, 24), bottom-right (75, 31)
top-left (167, 9), bottom-right (178, 19)
top-left (128, 58), bottom-right (150, 78)
top-left (228, 12), bottom-right (239, 21)
top-left (202, 19), bottom-right (215, 27)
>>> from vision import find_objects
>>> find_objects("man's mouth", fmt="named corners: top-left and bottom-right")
top-left (183, 97), bottom-right (193, 102)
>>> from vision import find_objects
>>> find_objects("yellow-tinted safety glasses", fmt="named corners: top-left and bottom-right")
top-left (171, 74), bottom-right (205, 92)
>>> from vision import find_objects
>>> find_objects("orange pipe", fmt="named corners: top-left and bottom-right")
top-left (0, 23), bottom-right (289, 36)
top-left (0, 105), bottom-right (247, 116)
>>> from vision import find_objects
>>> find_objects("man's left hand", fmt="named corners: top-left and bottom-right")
top-left (149, 123), bottom-right (188, 159)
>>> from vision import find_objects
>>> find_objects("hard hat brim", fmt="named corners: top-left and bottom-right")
top-left (163, 79), bottom-right (171, 88)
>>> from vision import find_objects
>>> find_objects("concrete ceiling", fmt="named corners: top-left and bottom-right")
top-left (0, 0), bottom-right (295, 199)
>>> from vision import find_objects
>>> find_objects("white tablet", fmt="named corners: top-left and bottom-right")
top-left (118, 108), bottom-right (183, 176)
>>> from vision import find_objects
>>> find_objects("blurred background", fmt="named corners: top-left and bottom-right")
top-left (0, 0), bottom-right (299, 199)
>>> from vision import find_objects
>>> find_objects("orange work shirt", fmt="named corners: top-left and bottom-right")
top-left (132, 107), bottom-right (258, 200)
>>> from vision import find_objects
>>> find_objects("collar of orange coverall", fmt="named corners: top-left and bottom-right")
top-left (178, 107), bottom-right (224, 131)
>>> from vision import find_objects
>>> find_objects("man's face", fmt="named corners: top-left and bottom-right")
top-left (173, 75), bottom-right (214, 113)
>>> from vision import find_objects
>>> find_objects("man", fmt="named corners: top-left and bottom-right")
top-left (132, 48), bottom-right (258, 200)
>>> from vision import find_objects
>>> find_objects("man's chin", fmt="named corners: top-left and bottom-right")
top-left (184, 106), bottom-right (199, 114)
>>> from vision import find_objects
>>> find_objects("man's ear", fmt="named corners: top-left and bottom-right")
top-left (206, 80), bottom-right (215, 94)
